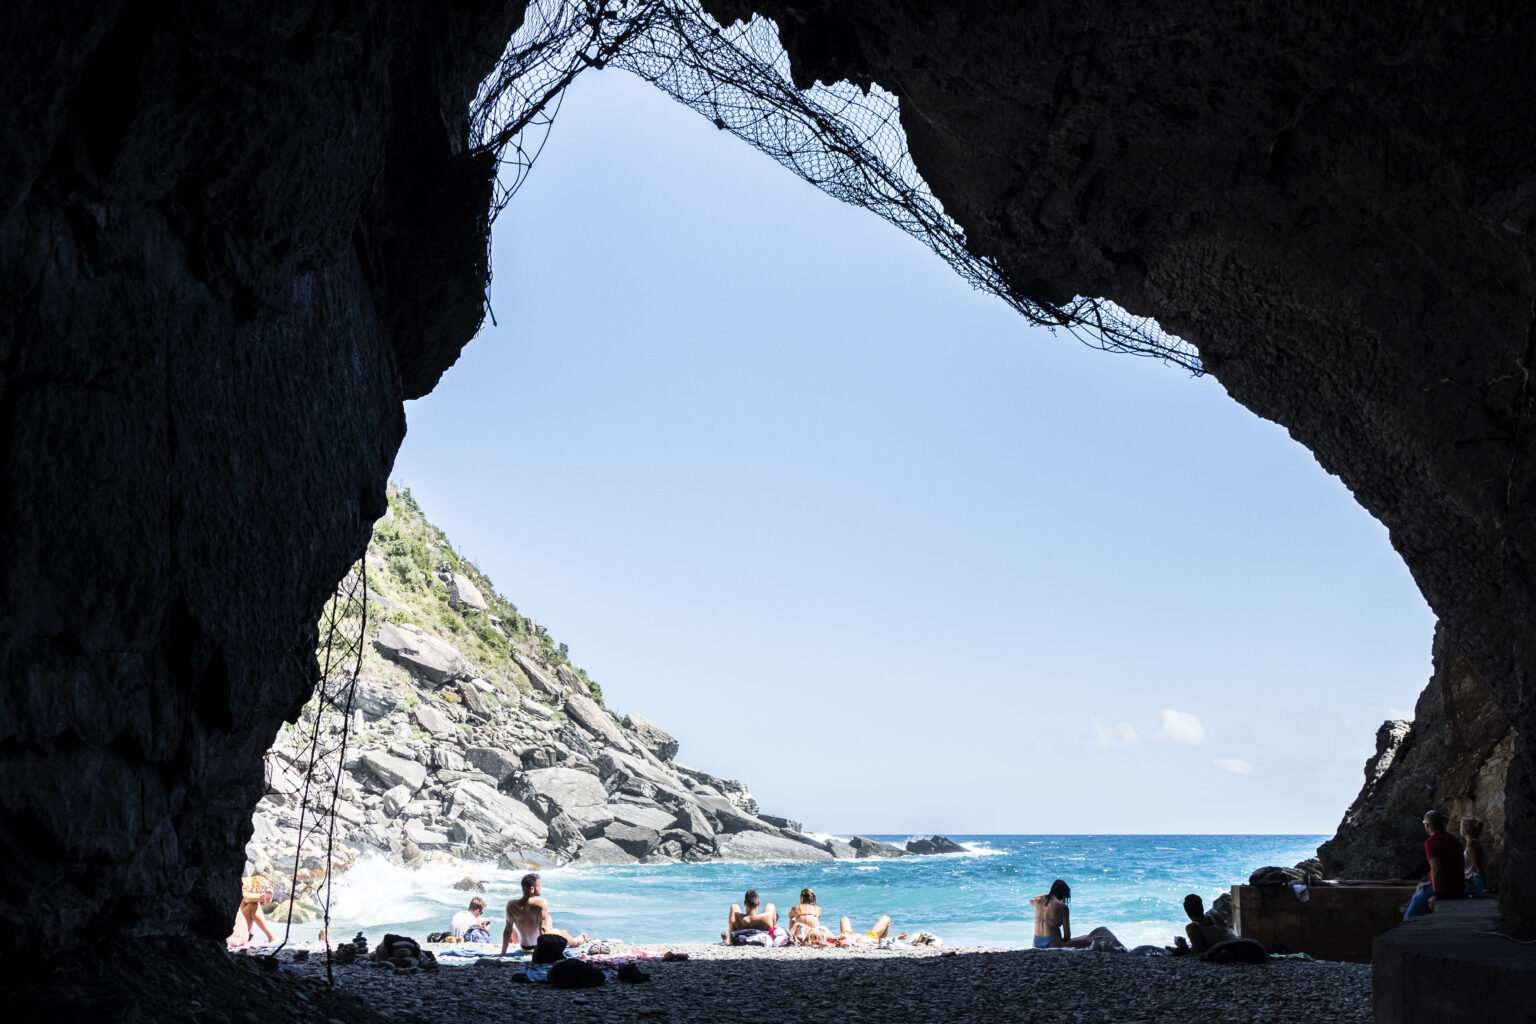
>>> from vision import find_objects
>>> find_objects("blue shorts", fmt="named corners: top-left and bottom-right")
top-left (1033, 935), bottom-right (1054, 949)
top-left (1405, 886), bottom-right (1433, 919)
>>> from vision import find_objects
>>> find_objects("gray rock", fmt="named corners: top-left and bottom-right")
top-left (670, 803), bottom-right (716, 840)
top-left (545, 811), bottom-right (586, 854)
top-left (446, 574), bottom-right (489, 611)
top-left (459, 682), bottom-right (493, 719)
top-left (413, 704), bottom-right (455, 738)
top-left (555, 664), bottom-right (585, 691)
top-left (446, 780), bottom-right (548, 848)
top-left (498, 847), bottom-right (560, 871)
top-left (521, 696), bottom-right (555, 719)
top-left (404, 821), bottom-right (451, 847)
top-left (374, 622), bottom-right (467, 683)
top-left (622, 713), bottom-right (679, 762)
top-left (521, 746), bottom-right (557, 769)
top-left (381, 784), bottom-right (413, 817)
top-left (562, 689), bottom-right (629, 749)
top-left (608, 803), bottom-right (677, 832)
top-left (759, 814), bottom-right (802, 832)
top-left (569, 838), bottom-right (637, 867)
top-left (693, 793), bottom-right (778, 835)
top-left (905, 835), bottom-right (965, 855)
top-left (428, 745), bottom-right (468, 771)
top-left (600, 822), bottom-right (661, 857)
top-left (823, 837), bottom-right (856, 859)
top-left (519, 768), bottom-right (611, 829)
top-left (849, 836), bottom-right (908, 858)
top-left (352, 681), bottom-right (400, 721)
top-left (352, 751), bottom-right (428, 796)
top-left (512, 652), bottom-right (564, 698)
top-left (715, 832), bottom-right (834, 862)
top-left (464, 745), bottom-right (522, 785)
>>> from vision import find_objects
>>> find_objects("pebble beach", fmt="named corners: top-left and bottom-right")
top-left (265, 940), bottom-right (1374, 1024)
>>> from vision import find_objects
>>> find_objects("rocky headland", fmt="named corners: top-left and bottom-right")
top-left (249, 485), bottom-right (950, 917)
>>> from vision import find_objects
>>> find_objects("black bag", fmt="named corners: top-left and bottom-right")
top-left (531, 934), bottom-right (568, 964)
top-left (548, 958), bottom-right (606, 988)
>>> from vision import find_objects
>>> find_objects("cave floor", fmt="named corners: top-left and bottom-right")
top-left (268, 940), bottom-right (1372, 1023)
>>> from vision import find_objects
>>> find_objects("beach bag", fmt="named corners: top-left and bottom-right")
top-left (532, 934), bottom-right (569, 964)
top-left (548, 958), bottom-right (606, 988)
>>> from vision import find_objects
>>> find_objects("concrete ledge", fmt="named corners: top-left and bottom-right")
top-left (1374, 899), bottom-right (1536, 1023)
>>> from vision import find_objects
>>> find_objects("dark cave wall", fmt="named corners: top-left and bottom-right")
top-left (0, 0), bottom-right (521, 960)
top-left (3, 0), bottom-right (1535, 973)
top-left (706, 0), bottom-right (1536, 930)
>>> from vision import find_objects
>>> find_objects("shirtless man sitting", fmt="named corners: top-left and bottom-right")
top-left (726, 889), bottom-right (779, 942)
top-left (499, 873), bottom-right (587, 956)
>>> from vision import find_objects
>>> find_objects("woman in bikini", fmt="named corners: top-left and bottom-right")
top-left (1030, 878), bottom-right (1092, 949)
top-left (788, 888), bottom-right (831, 945)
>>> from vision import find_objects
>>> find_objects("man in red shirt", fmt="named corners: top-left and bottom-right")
top-left (1423, 809), bottom-right (1466, 897)
top-left (1406, 808), bottom-right (1467, 918)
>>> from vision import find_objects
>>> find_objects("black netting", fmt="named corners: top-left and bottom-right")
top-left (472, 0), bottom-right (1201, 373)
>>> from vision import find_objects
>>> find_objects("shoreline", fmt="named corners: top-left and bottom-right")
top-left (264, 939), bottom-right (1373, 1024)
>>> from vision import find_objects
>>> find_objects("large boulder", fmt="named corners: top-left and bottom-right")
top-left (464, 745), bottom-right (522, 786)
top-left (353, 681), bottom-right (402, 721)
top-left (446, 573), bottom-right (489, 611)
top-left (412, 703), bottom-right (456, 738)
top-left (459, 682), bottom-right (493, 719)
top-left (562, 689), bottom-right (629, 750)
top-left (374, 622), bottom-right (467, 683)
top-left (381, 784), bottom-right (413, 817)
top-left (599, 822), bottom-right (661, 857)
top-left (569, 838), bottom-right (637, 867)
top-left (622, 713), bottom-right (679, 762)
top-left (716, 832), bottom-right (834, 862)
top-left (447, 780), bottom-right (548, 848)
top-left (520, 767), bottom-right (611, 829)
top-left (693, 793), bottom-right (779, 835)
top-left (608, 803), bottom-right (677, 832)
top-left (670, 802), bottom-right (716, 841)
top-left (849, 836), bottom-right (908, 858)
top-left (906, 836), bottom-right (966, 856)
top-left (513, 652), bottom-right (564, 698)
top-left (351, 751), bottom-right (427, 796)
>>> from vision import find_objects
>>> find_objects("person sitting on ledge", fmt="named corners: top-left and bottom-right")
top-left (450, 896), bottom-right (493, 943)
top-left (1405, 808), bottom-right (1465, 919)
top-left (1461, 815), bottom-right (1488, 897)
top-left (1030, 879), bottom-right (1092, 949)
top-left (1180, 893), bottom-right (1237, 953)
top-left (227, 876), bottom-right (276, 948)
top-left (500, 872), bottom-right (586, 956)
top-left (726, 889), bottom-right (780, 944)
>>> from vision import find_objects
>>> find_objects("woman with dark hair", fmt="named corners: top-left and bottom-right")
top-left (1030, 879), bottom-right (1092, 949)
top-left (789, 887), bottom-right (830, 945)
top-left (1462, 816), bottom-right (1488, 896)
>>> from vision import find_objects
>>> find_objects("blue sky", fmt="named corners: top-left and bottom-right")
top-left (392, 69), bottom-right (1435, 835)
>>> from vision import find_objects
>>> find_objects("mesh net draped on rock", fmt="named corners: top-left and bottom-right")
top-left (471, 0), bottom-right (1201, 373)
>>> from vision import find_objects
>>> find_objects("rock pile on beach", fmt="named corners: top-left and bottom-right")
top-left (246, 487), bottom-right (962, 890)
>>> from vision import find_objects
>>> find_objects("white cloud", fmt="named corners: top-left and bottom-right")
top-left (1090, 716), bottom-right (1142, 748)
top-left (1214, 757), bottom-right (1252, 775)
top-left (1159, 709), bottom-right (1206, 745)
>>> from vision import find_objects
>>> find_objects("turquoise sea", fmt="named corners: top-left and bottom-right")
top-left (279, 834), bottom-right (1324, 951)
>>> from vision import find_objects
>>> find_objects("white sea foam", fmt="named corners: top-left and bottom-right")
top-left (959, 841), bottom-right (1005, 856)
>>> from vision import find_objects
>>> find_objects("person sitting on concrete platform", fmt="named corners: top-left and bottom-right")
top-left (1406, 808), bottom-right (1465, 919)
top-left (1461, 815), bottom-right (1488, 897)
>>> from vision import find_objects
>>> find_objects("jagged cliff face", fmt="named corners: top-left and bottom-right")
top-left (0, 0), bottom-right (523, 963)
top-left (1319, 622), bottom-right (1514, 881)
top-left (703, 0), bottom-right (1536, 934)
top-left (3, 0), bottom-right (1534, 972)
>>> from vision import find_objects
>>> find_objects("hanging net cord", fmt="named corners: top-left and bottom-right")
top-left (259, 565), bottom-right (367, 983)
top-left (471, 0), bottom-right (1201, 373)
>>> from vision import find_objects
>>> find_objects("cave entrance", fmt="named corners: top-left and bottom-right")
top-left (385, 5), bottom-right (1434, 839)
